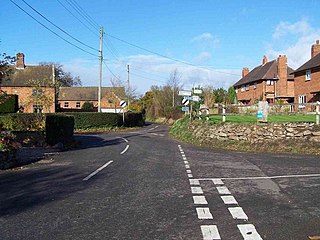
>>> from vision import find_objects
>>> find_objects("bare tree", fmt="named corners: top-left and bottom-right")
top-left (167, 69), bottom-right (182, 107)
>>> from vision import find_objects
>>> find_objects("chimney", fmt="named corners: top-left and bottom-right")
top-left (242, 67), bottom-right (249, 78)
top-left (16, 53), bottom-right (25, 69)
top-left (276, 55), bottom-right (288, 97)
top-left (311, 40), bottom-right (320, 58)
top-left (262, 55), bottom-right (268, 65)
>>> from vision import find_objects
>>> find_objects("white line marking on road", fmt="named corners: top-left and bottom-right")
top-left (187, 170), bottom-right (192, 174)
top-left (120, 145), bottom-right (130, 155)
top-left (83, 161), bottom-right (113, 181)
top-left (182, 153), bottom-right (186, 157)
top-left (182, 157), bottom-right (187, 161)
top-left (212, 179), bottom-right (224, 185)
top-left (238, 224), bottom-right (263, 240)
top-left (196, 208), bottom-right (213, 219)
top-left (188, 174), bottom-right (193, 178)
top-left (184, 161), bottom-right (189, 164)
top-left (189, 179), bottom-right (200, 185)
top-left (201, 225), bottom-right (221, 240)
top-left (116, 137), bottom-right (128, 143)
top-left (221, 195), bottom-right (238, 205)
top-left (228, 207), bottom-right (248, 220)
top-left (185, 165), bottom-right (190, 169)
top-left (150, 133), bottom-right (165, 137)
top-left (216, 186), bottom-right (231, 195)
top-left (191, 186), bottom-right (204, 194)
top-left (193, 196), bottom-right (208, 205)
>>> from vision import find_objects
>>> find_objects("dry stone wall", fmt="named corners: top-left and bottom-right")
top-left (189, 122), bottom-right (320, 144)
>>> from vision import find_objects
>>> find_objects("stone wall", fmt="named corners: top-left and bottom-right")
top-left (189, 122), bottom-right (320, 144)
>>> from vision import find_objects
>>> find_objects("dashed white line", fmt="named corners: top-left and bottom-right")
top-left (221, 195), bottom-right (238, 205)
top-left (216, 186), bottom-right (231, 195)
top-left (238, 224), bottom-right (263, 240)
top-left (120, 145), bottom-right (129, 155)
top-left (83, 161), bottom-right (113, 181)
top-left (191, 186), bottom-right (204, 194)
top-left (193, 196), bottom-right (208, 205)
top-left (185, 164), bottom-right (190, 169)
top-left (201, 225), bottom-right (221, 240)
top-left (187, 169), bottom-right (192, 174)
top-left (184, 161), bottom-right (189, 164)
top-left (212, 179), bottom-right (224, 185)
top-left (196, 207), bottom-right (213, 219)
top-left (188, 174), bottom-right (193, 178)
top-left (228, 207), bottom-right (248, 220)
top-left (189, 179), bottom-right (200, 185)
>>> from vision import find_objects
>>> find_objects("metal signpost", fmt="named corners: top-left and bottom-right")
top-left (120, 100), bottom-right (127, 126)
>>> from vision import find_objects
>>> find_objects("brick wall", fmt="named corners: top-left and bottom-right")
top-left (294, 68), bottom-right (320, 103)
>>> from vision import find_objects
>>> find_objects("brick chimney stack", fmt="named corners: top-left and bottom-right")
top-left (262, 55), bottom-right (268, 65)
top-left (242, 67), bottom-right (249, 78)
top-left (311, 40), bottom-right (320, 58)
top-left (16, 53), bottom-right (25, 69)
top-left (276, 55), bottom-right (288, 97)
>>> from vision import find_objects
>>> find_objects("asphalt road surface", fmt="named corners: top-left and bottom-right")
top-left (1, 124), bottom-right (320, 240)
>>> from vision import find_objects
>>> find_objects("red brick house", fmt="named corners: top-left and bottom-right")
top-left (58, 87), bottom-right (125, 113)
top-left (1, 53), bottom-right (56, 113)
top-left (234, 55), bottom-right (294, 104)
top-left (293, 40), bottom-right (320, 107)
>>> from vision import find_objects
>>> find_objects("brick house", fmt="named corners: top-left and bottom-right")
top-left (234, 55), bottom-right (294, 104)
top-left (293, 40), bottom-right (320, 108)
top-left (1, 53), bottom-right (56, 113)
top-left (58, 87), bottom-right (125, 113)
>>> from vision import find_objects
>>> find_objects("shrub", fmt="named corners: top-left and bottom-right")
top-left (46, 115), bottom-right (74, 145)
top-left (0, 113), bottom-right (45, 131)
top-left (0, 94), bottom-right (18, 113)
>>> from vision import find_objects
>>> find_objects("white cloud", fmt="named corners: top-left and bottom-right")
top-left (192, 32), bottom-right (220, 49)
top-left (272, 19), bottom-right (311, 39)
top-left (193, 51), bottom-right (212, 64)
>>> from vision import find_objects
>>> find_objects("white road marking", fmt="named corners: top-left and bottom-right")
top-left (182, 154), bottom-right (186, 157)
top-left (185, 165), bottom-right (190, 169)
top-left (116, 137), bottom-right (128, 143)
top-left (216, 186), bottom-right (231, 195)
top-left (201, 225), bottom-right (221, 240)
top-left (184, 161), bottom-right (189, 164)
top-left (221, 195), bottom-right (238, 205)
top-left (191, 186), bottom-right (204, 194)
top-left (212, 179), bottom-right (224, 185)
top-left (150, 133), bottom-right (165, 137)
top-left (189, 179), bottom-right (200, 185)
top-left (193, 196), bottom-right (208, 205)
top-left (187, 169), bottom-right (192, 174)
top-left (120, 145), bottom-right (129, 155)
top-left (188, 174), bottom-right (193, 178)
top-left (228, 207), bottom-right (248, 220)
top-left (182, 157), bottom-right (187, 160)
top-left (196, 208), bottom-right (213, 219)
top-left (83, 161), bottom-right (113, 181)
top-left (238, 224), bottom-right (263, 240)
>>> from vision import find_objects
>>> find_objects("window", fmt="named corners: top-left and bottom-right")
top-left (245, 84), bottom-right (250, 91)
top-left (64, 102), bottom-right (69, 108)
top-left (76, 102), bottom-right (81, 108)
top-left (241, 85), bottom-right (245, 92)
top-left (32, 89), bottom-right (43, 96)
top-left (254, 82), bottom-right (257, 90)
top-left (266, 80), bottom-right (274, 85)
top-left (235, 88), bottom-right (238, 93)
top-left (306, 70), bottom-right (311, 81)
top-left (33, 105), bottom-right (43, 113)
top-left (298, 95), bottom-right (306, 108)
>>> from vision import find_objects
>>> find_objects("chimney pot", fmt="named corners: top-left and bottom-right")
top-left (16, 53), bottom-right (25, 69)
top-left (262, 55), bottom-right (268, 65)
top-left (242, 67), bottom-right (249, 78)
top-left (311, 40), bottom-right (320, 58)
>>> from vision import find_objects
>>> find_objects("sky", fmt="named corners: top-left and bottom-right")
top-left (1, 0), bottom-right (320, 96)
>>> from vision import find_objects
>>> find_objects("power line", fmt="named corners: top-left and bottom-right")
top-left (10, 0), bottom-right (98, 57)
top-left (103, 60), bottom-right (121, 81)
top-left (21, 0), bottom-right (99, 52)
top-left (68, 0), bottom-right (100, 29)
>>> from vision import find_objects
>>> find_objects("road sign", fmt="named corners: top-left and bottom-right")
top-left (120, 100), bottom-right (126, 108)
top-left (192, 95), bottom-right (200, 102)
top-left (178, 90), bottom-right (192, 96)
top-left (182, 107), bottom-right (189, 112)
top-left (193, 89), bottom-right (202, 94)
top-left (182, 98), bottom-right (189, 106)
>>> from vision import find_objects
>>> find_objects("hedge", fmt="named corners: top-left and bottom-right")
top-left (45, 115), bottom-right (74, 145)
top-left (0, 95), bottom-right (18, 113)
top-left (0, 113), bottom-right (45, 131)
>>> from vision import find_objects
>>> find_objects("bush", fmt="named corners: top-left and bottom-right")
top-left (65, 112), bottom-right (119, 129)
top-left (0, 113), bottom-right (45, 131)
top-left (121, 112), bottom-right (145, 127)
top-left (0, 95), bottom-right (18, 113)
top-left (46, 115), bottom-right (74, 145)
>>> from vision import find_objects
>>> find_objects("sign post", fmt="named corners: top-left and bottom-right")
top-left (120, 100), bottom-right (127, 126)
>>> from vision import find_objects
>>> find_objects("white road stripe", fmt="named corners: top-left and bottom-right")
top-left (116, 137), bottom-right (128, 143)
top-left (216, 186), bottom-right (231, 195)
top-left (182, 157), bottom-right (187, 161)
top-left (120, 145), bottom-right (129, 155)
top-left (188, 174), bottom-right (193, 178)
top-left (83, 161), bottom-right (113, 181)
top-left (228, 207), bottom-right (248, 220)
top-left (212, 179), bottom-right (224, 185)
top-left (201, 225), bottom-right (221, 240)
top-left (238, 224), bottom-right (263, 240)
top-left (221, 195), bottom-right (238, 205)
top-left (196, 208), bottom-right (213, 219)
top-left (191, 186), bottom-right (203, 194)
top-left (184, 161), bottom-right (189, 164)
top-left (187, 170), bottom-right (192, 174)
top-left (185, 165), bottom-right (190, 169)
top-left (189, 179), bottom-right (200, 185)
top-left (193, 196), bottom-right (208, 205)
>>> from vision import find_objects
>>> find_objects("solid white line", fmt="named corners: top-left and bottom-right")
top-left (189, 179), bottom-right (200, 185)
top-left (238, 224), bottom-right (263, 240)
top-left (191, 186), bottom-right (203, 194)
top-left (216, 186), bottom-right (231, 195)
top-left (193, 196), bottom-right (208, 205)
top-left (196, 208), bottom-right (213, 219)
top-left (120, 145), bottom-right (130, 155)
top-left (83, 161), bottom-right (113, 181)
top-left (212, 179), bottom-right (224, 185)
top-left (228, 207), bottom-right (248, 220)
top-left (201, 225), bottom-right (221, 240)
top-left (221, 195), bottom-right (238, 205)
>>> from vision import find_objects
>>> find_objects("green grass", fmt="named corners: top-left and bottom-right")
top-left (208, 114), bottom-right (316, 123)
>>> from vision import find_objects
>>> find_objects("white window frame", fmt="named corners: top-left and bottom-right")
top-left (266, 80), bottom-right (274, 86)
top-left (298, 95), bottom-right (306, 108)
top-left (241, 85), bottom-right (245, 92)
top-left (245, 84), bottom-right (250, 91)
top-left (64, 102), bottom-right (69, 108)
top-left (76, 102), bottom-right (81, 108)
top-left (254, 82), bottom-right (257, 90)
top-left (306, 70), bottom-right (311, 81)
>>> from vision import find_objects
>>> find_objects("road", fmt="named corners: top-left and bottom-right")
top-left (1, 124), bottom-right (320, 239)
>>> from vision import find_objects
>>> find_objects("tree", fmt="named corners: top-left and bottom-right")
top-left (167, 69), bottom-right (182, 107)
top-left (82, 101), bottom-right (94, 111)
top-left (213, 88), bottom-right (227, 104)
top-left (39, 62), bottom-right (81, 87)
top-left (226, 86), bottom-right (237, 104)
top-left (0, 53), bottom-right (15, 85)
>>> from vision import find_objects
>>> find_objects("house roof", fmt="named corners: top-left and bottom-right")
top-left (1, 65), bottom-right (54, 87)
top-left (58, 87), bottom-right (125, 101)
top-left (233, 60), bottom-right (294, 87)
top-left (293, 53), bottom-right (320, 74)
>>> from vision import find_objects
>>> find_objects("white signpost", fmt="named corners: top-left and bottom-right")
top-left (120, 100), bottom-right (127, 125)
top-left (178, 90), bottom-right (192, 96)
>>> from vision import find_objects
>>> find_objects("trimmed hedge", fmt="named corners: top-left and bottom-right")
top-left (64, 112), bottom-right (119, 129)
top-left (46, 115), bottom-right (74, 145)
top-left (121, 112), bottom-right (145, 127)
top-left (0, 95), bottom-right (18, 113)
top-left (0, 113), bottom-right (45, 131)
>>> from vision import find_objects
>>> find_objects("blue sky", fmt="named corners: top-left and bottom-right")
top-left (1, 0), bottom-right (320, 95)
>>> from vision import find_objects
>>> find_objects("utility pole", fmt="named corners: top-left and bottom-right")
top-left (98, 26), bottom-right (104, 112)
top-left (127, 64), bottom-right (130, 109)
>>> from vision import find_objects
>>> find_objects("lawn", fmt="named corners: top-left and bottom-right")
top-left (208, 114), bottom-right (317, 123)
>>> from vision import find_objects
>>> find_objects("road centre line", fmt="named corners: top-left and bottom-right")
top-left (83, 161), bottom-right (113, 181)
top-left (120, 145), bottom-right (129, 155)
